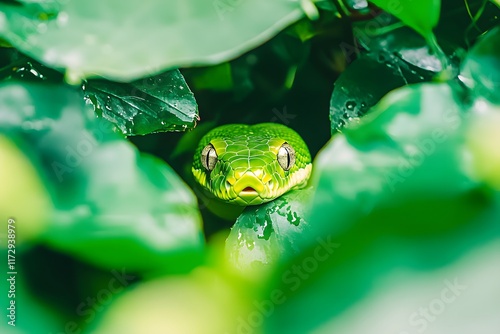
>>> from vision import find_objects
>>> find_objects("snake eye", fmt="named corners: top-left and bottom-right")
top-left (201, 144), bottom-right (218, 171)
top-left (277, 142), bottom-right (296, 171)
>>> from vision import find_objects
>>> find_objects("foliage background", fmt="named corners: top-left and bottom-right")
top-left (0, 0), bottom-right (499, 333)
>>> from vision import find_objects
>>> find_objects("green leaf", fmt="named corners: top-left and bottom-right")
top-left (0, 0), bottom-right (305, 81)
top-left (354, 24), bottom-right (444, 73)
top-left (369, 0), bottom-right (440, 38)
top-left (0, 82), bottom-right (204, 273)
top-left (329, 55), bottom-right (405, 132)
top-left (265, 206), bottom-right (500, 333)
top-left (466, 101), bottom-right (500, 189)
top-left (331, 26), bottom-right (445, 133)
top-left (315, 238), bottom-right (500, 334)
top-left (262, 82), bottom-right (499, 333)
top-left (460, 26), bottom-right (500, 105)
top-left (0, 135), bottom-right (52, 244)
top-left (92, 268), bottom-right (249, 334)
top-left (84, 70), bottom-right (199, 136)
top-left (225, 187), bottom-right (314, 274)
top-left (317, 83), bottom-right (475, 242)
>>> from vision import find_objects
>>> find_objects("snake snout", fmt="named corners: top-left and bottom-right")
top-left (231, 170), bottom-right (266, 196)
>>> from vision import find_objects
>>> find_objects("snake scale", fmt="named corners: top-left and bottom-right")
top-left (192, 123), bottom-right (312, 206)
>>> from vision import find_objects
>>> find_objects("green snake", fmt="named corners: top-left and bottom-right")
top-left (192, 123), bottom-right (312, 206)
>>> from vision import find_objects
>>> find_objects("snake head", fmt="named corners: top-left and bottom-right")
top-left (192, 123), bottom-right (312, 206)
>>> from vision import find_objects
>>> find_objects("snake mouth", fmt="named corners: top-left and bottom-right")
top-left (237, 186), bottom-right (261, 205)
top-left (241, 186), bottom-right (256, 193)
top-left (229, 172), bottom-right (267, 204)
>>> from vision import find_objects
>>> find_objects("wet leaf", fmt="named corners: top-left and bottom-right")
top-left (225, 187), bottom-right (314, 274)
top-left (0, 58), bottom-right (63, 82)
top-left (0, 0), bottom-right (305, 81)
top-left (355, 24), bottom-right (444, 73)
top-left (0, 82), bottom-right (204, 273)
top-left (330, 24), bottom-right (452, 132)
top-left (84, 70), bottom-right (199, 136)
top-left (329, 54), bottom-right (419, 133)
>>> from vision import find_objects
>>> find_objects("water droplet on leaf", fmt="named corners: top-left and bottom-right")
top-left (346, 101), bottom-right (357, 110)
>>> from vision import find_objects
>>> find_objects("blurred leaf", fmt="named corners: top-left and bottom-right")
top-left (316, 239), bottom-right (500, 334)
top-left (460, 26), bottom-right (500, 105)
top-left (0, 135), bottom-right (52, 244)
top-left (84, 70), bottom-right (199, 136)
top-left (300, 0), bottom-right (320, 21)
top-left (319, 83), bottom-right (475, 241)
top-left (287, 19), bottom-right (318, 42)
top-left (466, 101), bottom-right (500, 189)
top-left (265, 205), bottom-right (500, 333)
top-left (0, 0), bottom-right (305, 81)
top-left (93, 268), bottom-right (250, 334)
top-left (369, 0), bottom-right (440, 39)
top-left (225, 187), bottom-right (314, 274)
top-left (0, 82), bottom-right (204, 273)
top-left (14, 0), bottom-right (62, 14)
top-left (262, 82), bottom-right (499, 333)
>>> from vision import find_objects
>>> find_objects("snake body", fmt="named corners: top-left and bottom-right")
top-left (192, 123), bottom-right (312, 206)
